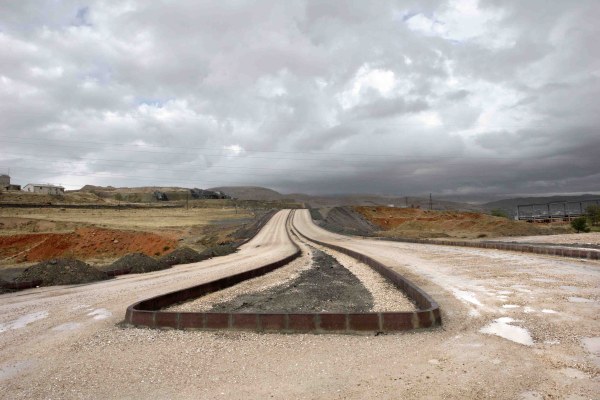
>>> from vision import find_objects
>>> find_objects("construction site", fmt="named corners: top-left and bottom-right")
top-left (0, 186), bottom-right (599, 399)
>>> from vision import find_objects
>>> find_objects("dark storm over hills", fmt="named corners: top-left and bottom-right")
top-left (1, 1), bottom-right (599, 200)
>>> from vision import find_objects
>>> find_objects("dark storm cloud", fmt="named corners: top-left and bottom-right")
top-left (0, 0), bottom-right (598, 199)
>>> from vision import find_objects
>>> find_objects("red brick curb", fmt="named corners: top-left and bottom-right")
top-left (375, 238), bottom-right (600, 260)
top-left (124, 211), bottom-right (442, 334)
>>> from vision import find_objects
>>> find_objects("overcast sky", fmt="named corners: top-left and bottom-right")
top-left (1, 0), bottom-right (599, 200)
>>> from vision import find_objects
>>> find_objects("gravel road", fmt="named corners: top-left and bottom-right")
top-left (1, 209), bottom-right (599, 399)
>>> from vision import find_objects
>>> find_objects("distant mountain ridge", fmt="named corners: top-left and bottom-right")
top-left (209, 186), bottom-right (481, 210)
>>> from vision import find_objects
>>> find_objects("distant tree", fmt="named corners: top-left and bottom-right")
top-left (571, 216), bottom-right (590, 233)
top-left (491, 208), bottom-right (508, 219)
top-left (586, 205), bottom-right (600, 226)
top-left (114, 193), bottom-right (123, 201)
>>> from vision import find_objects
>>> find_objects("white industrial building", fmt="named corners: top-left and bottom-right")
top-left (23, 183), bottom-right (65, 195)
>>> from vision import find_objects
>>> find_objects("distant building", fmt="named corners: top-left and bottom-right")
top-left (0, 174), bottom-right (21, 191)
top-left (190, 188), bottom-right (231, 200)
top-left (153, 191), bottom-right (169, 201)
top-left (23, 183), bottom-right (65, 195)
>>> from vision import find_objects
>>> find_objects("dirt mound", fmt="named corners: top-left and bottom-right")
top-left (0, 227), bottom-right (178, 263)
top-left (0, 278), bottom-right (11, 293)
top-left (159, 247), bottom-right (204, 266)
top-left (317, 206), bottom-right (377, 236)
top-left (202, 244), bottom-right (238, 258)
top-left (15, 259), bottom-right (109, 286)
top-left (110, 253), bottom-right (168, 274)
top-left (355, 206), bottom-right (572, 239)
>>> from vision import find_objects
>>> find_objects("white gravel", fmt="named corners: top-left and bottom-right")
top-left (292, 233), bottom-right (417, 312)
top-left (488, 232), bottom-right (600, 245)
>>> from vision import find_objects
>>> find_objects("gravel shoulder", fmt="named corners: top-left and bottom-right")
top-left (480, 232), bottom-right (600, 248)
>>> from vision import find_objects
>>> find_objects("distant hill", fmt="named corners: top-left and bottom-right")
top-left (208, 186), bottom-right (285, 201)
top-left (483, 194), bottom-right (600, 218)
top-left (210, 186), bottom-right (480, 210)
top-left (79, 185), bottom-right (189, 193)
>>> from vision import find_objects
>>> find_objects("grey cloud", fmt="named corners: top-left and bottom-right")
top-left (349, 97), bottom-right (429, 120)
top-left (0, 0), bottom-right (598, 199)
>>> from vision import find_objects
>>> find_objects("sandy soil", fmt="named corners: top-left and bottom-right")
top-left (293, 210), bottom-right (600, 399)
top-left (0, 209), bottom-right (599, 399)
top-left (0, 206), bottom-right (258, 279)
top-left (0, 227), bottom-right (178, 263)
top-left (0, 207), bottom-right (253, 232)
top-left (355, 206), bottom-right (572, 239)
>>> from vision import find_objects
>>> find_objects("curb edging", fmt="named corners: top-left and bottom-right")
top-left (124, 210), bottom-right (442, 334)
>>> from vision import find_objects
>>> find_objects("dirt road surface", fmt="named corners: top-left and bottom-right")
top-left (1, 209), bottom-right (599, 399)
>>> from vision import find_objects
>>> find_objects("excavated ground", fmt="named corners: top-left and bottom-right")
top-left (355, 206), bottom-right (572, 239)
top-left (0, 227), bottom-right (178, 264)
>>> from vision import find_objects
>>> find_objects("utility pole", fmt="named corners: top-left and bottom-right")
top-left (429, 193), bottom-right (433, 211)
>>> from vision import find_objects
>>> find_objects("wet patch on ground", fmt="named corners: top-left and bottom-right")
top-left (209, 249), bottom-right (374, 313)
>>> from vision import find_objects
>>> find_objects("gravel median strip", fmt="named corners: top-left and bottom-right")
top-left (166, 240), bottom-right (314, 312)
top-left (294, 236), bottom-right (417, 312)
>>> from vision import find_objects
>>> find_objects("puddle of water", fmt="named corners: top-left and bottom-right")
top-left (512, 286), bottom-right (532, 293)
top-left (568, 297), bottom-right (593, 303)
top-left (502, 304), bottom-right (520, 309)
top-left (532, 278), bottom-right (557, 283)
top-left (497, 290), bottom-right (513, 295)
top-left (0, 311), bottom-right (49, 333)
top-left (559, 286), bottom-right (579, 292)
top-left (560, 367), bottom-right (588, 379)
top-left (87, 308), bottom-right (112, 320)
top-left (0, 360), bottom-right (36, 381)
top-left (480, 317), bottom-right (534, 346)
top-left (452, 289), bottom-right (483, 306)
top-left (581, 337), bottom-right (600, 355)
top-left (52, 322), bottom-right (81, 331)
top-left (519, 390), bottom-right (543, 399)
top-left (523, 307), bottom-right (535, 313)
top-left (468, 309), bottom-right (480, 317)
top-left (541, 309), bottom-right (557, 314)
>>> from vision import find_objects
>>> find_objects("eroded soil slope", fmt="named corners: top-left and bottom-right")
top-left (0, 227), bottom-right (178, 263)
top-left (355, 206), bottom-right (572, 239)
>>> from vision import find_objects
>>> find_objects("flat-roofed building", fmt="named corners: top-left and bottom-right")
top-left (23, 183), bottom-right (65, 195)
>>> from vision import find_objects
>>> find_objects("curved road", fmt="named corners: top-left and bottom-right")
top-left (0, 209), bottom-right (599, 399)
